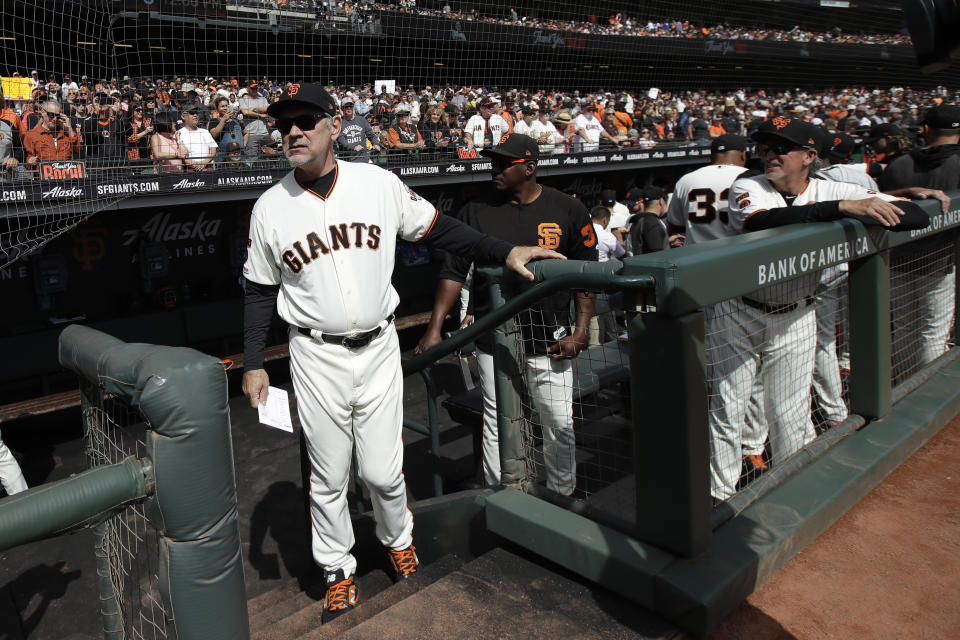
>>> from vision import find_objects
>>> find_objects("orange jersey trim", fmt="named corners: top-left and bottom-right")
top-left (294, 163), bottom-right (339, 201)
top-left (416, 209), bottom-right (440, 243)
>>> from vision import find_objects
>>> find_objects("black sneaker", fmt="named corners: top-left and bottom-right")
top-left (321, 568), bottom-right (358, 624)
top-left (386, 544), bottom-right (419, 582)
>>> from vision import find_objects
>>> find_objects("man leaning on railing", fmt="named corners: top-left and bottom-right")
top-left (707, 116), bottom-right (931, 503)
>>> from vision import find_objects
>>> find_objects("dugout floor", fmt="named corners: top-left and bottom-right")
top-left (1, 350), bottom-right (958, 639)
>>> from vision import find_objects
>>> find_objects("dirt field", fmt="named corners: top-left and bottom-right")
top-left (709, 415), bottom-right (960, 640)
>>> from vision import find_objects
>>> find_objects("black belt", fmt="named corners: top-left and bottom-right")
top-left (741, 296), bottom-right (812, 314)
top-left (295, 314), bottom-right (395, 349)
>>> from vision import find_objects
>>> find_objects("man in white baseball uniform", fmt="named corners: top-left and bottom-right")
top-left (241, 84), bottom-right (562, 623)
top-left (664, 134), bottom-right (772, 473)
top-left (463, 97), bottom-right (509, 151)
top-left (709, 117), bottom-right (929, 501)
top-left (573, 104), bottom-right (602, 152)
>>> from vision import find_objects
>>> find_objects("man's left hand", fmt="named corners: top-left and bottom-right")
top-left (505, 246), bottom-right (566, 280)
top-left (907, 188), bottom-right (950, 214)
top-left (547, 333), bottom-right (586, 359)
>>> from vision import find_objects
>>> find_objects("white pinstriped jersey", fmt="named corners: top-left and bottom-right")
top-left (244, 161), bottom-right (438, 334)
top-left (666, 164), bottom-right (747, 244)
top-left (728, 175), bottom-right (903, 303)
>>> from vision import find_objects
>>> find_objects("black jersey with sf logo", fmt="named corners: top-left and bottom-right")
top-left (439, 185), bottom-right (598, 355)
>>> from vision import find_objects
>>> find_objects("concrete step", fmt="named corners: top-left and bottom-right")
top-left (247, 553), bottom-right (464, 640)
top-left (335, 546), bottom-right (678, 640)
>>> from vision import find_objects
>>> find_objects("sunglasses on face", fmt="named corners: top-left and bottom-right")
top-left (276, 112), bottom-right (328, 136)
top-left (44, 110), bottom-right (61, 118)
top-left (759, 141), bottom-right (808, 156)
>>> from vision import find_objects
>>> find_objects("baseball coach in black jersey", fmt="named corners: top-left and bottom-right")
top-left (416, 134), bottom-right (599, 496)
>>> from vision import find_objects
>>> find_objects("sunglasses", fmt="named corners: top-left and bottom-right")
top-left (43, 110), bottom-right (61, 118)
top-left (276, 112), bottom-right (328, 136)
top-left (758, 141), bottom-right (809, 156)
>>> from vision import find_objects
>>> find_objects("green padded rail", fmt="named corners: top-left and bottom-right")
top-left (0, 456), bottom-right (151, 551)
top-left (58, 324), bottom-right (249, 640)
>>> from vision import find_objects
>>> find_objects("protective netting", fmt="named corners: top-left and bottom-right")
top-left (705, 270), bottom-right (850, 503)
top-left (80, 378), bottom-right (168, 640)
top-left (2, 0), bottom-right (956, 267)
top-left (890, 238), bottom-right (957, 386)
top-left (514, 292), bottom-right (634, 525)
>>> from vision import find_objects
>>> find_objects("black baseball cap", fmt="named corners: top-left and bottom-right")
top-left (711, 134), bottom-right (749, 153)
top-left (751, 117), bottom-right (820, 150)
top-left (826, 132), bottom-right (857, 158)
top-left (922, 105), bottom-right (960, 130)
top-left (600, 189), bottom-right (617, 206)
top-left (267, 83), bottom-right (339, 118)
top-left (863, 122), bottom-right (903, 144)
top-left (520, 104), bottom-right (537, 115)
top-left (480, 133), bottom-right (539, 162)
top-left (478, 97), bottom-right (495, 108)
top-left (224, 141), bottom-right (242, 153)
top-left (637, 185), bottom-right (666, 203)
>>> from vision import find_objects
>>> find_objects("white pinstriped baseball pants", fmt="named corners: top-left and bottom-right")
top-left (0, 430), bottom-right (27, 496)
top-left (476, 349), bottom-right (576, 496)
top-left (289, 322), bottom-right (413, 579)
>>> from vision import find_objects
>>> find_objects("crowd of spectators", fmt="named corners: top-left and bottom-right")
top-left (255, 0), bottom-right (912, 46)
top-left (1, 69), bottom-right (956, 180)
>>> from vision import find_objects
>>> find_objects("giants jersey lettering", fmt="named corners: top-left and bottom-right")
top-left (464, 114), bottom-right (509, 149)
top-left (666, 164), bottom-right (746, 244)
top-left (244, 161), bottom-right (438, 334)
top-left (728, 175), bottom-right (903, 304)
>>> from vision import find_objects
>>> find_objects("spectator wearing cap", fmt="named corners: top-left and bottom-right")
top-left (337, 97), bottom-right (381, 162)
top-left (61, 75), bottom-right (79, 98)
top-left (573, 104), bottom-right (602, 152)
top-left (239, 80), bottom-right (272, 161)
top-left (176, 105), bottom-right (217, 170)
top-left (208, 95), bottom-right (247, 163)
top-left (386, 109), bottom-right (424, 156)
top-left (217, 141), bottom-right (245, 170)
top-left (512, 104), bottom-right (538, 137)
top-left (125, 101), bottom-right (155, 166)
top-left (18, 91), bottom-right (48, 136)
top-left (463, 97), bottom-right (509, 151)
top-left (552, 110), bottom-right (576, 153)
top-left (686, 109), bottom-right (710, 144)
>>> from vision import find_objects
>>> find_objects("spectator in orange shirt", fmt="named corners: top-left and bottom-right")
top-left (0, 94), bottom-right (22, 135)
top-left (708, 115), bottom-right (727, 138)
top-left (23, 100), bottom-right (83, 164)
top-left (386, 109), bottom-right (424, 157)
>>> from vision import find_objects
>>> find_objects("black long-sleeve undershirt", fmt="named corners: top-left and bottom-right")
top-left (744, 200), bottom-right (929, 232)
top-left (243, 281), bottom-right (279, 371)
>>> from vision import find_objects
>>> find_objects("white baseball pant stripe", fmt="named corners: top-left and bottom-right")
top-left (477, 349), bottom-right (576, 496)
top-left (812, 266), bottom-right (849, 423)
top-left (289, 322), bottom-right (413, 579)
top-left (707, 299), bottom-right (817, 501)
top-left (0, 430), bottom-right (27, 495)
top-left (891, 266), bottom-right (955, 375)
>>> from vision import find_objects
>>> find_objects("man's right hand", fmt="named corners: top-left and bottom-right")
top-left (414, 329), bottom-right (443, 355)
top-left (839, 197), bottom-right (903, 227)
top-left (243, 369), bottom-right (270, 408)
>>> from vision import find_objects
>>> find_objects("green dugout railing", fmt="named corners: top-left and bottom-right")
top-left (0, 325), bottom-right (248, 640)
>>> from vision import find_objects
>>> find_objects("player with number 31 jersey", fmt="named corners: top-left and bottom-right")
top-left (666, 135), bottom-right (751, 245)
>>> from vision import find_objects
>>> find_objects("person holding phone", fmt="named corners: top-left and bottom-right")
top-left (23, 99), bottom-right (83, 164)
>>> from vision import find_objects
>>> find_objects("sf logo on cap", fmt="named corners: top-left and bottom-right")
top-left (288, 84), bottom-right (300, 97)
top-left (772, 116), bottom-right (790, 130)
